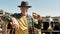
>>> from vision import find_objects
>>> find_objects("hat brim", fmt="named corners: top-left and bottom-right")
top-left (18, 6), bottom-right (32, 8)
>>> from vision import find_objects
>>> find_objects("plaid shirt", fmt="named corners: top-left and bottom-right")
top-left (11, 13), bottom-right (34, 34)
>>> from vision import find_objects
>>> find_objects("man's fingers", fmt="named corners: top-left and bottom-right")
top-left (12, 17), bottom-right (19, 29)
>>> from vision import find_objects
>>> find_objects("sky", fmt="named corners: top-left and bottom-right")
top-left (0, 0), bottom-right (60, 16)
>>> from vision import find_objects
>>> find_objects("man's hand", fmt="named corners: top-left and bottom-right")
top-left (12, 17), bottom-right (19, 29)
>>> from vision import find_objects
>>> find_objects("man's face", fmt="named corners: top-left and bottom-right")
top-left (20, 7), bottom-right (28, 14)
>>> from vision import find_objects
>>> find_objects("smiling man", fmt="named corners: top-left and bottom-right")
top-left (11, 1), bottom-right (34, 34)
top-left (10, 1), bottom-right (41, 34)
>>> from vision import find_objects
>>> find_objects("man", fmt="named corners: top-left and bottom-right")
top-left (10, 1), bottom-right (41, 34)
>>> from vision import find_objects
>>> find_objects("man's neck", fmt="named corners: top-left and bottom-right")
top-left (21, 13), bottom-right (27, 16)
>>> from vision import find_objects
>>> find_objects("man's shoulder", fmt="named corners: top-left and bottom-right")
top-left (11, 13), bottom-right (21, 19)
top-left (27, 15), bottom-right (31, 17)
top-left (27, 15), bottom-right (33, 20)
top-left (11, 13), bottom-right (21, 16)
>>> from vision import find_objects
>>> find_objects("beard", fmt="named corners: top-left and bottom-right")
top-left (21, 12), bottom-right (27, 16)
